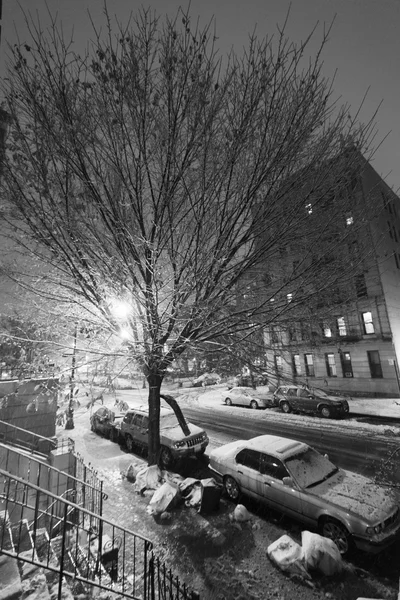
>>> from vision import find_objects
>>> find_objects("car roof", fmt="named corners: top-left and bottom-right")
top-left (245, 435), bottom-right (308, 459)
top-left (126, 405), bottom-right (175, 418)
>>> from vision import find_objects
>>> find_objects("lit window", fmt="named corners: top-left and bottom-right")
top-left (322, 322), bottom-right (332, 337)
top-left (306, 203), bottom-right (313, 215)
top-left (292, 354), bottom-right (301, 376)
top-left (304, 354), bottom-right (315, 377)
top-left (270, 297), bottom-right (275, 303)
top-left (274, 355), bottom-right (282, 371)
top-left (337, 317), bottom-right (347, 336)
top-left (346, 215), bottom-right (354, 226)
top-left (362, 311), bottom-right (374, 334)
top-left (341, 352), bottom-right (353, 378)
top-left (325, 353), bottom-right (337, 377)
top-left (287, 293), bottom-right (293, 303)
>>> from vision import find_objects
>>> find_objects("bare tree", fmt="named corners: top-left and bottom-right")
top-left (1, 6), bottom-right (377, 464)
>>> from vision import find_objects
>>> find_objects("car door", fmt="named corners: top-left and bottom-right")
top-left (287, 388), bottom-right (300, 410)
top-left (131, 414), bottom-right (148, 448)
top-left (234, 448), bottom-right (262, 499)
top-left (257, 453), bottom-right (302, 518)
top-left (298, 388), bottom-right (316, 413)
top-left (239, 390), bottom-right (249, 407)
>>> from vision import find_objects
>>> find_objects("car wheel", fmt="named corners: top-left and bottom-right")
top-left (160, 446), bottom-right (174, 468)
top-left (320, 405), bottom-right (332, 419)
top-left (225, 398), bottom-right (233, 406)
top-left (280, 401), bottom-right (291, 413)
top-left (320, 517), bottom-right (353, 556)
top-left (223, 475), bottom-right (241, 501)
top-left (250, 400), bottom-right (258, 410)
top-left (125, 434), bottom-right (134, 453)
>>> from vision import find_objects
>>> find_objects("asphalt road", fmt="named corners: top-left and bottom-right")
top-left (181, 405), bottom-right (400, 484)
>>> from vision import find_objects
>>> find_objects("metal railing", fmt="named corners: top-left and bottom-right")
top-left (0, 441), bottom-right (106, 518)
top-left (0, 419), bottom-right (56, 454)
top-left (0, 469), bottom-right (199, 600)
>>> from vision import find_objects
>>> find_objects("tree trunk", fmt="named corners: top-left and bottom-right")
top-left (147, 372), bottom-right (162, 465)
top-left (160, 394), bottom-right (191, 436)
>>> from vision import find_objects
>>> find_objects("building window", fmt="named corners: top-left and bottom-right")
top-left (304, 354), bottom-right (315, 377)
top-left (292, 354), bottom-right (301, 376)
top-left (325, 353), bottom-right (337, 377)
top-left (362, 311), bottom-right (375, 334)
top-left (287, 293), bottom-right (293, 303)
top-left (337, 317), bottom-right (347, 336)
top-left (288, 325), bottom-right (297, 342)
top-left (346, 214), bottom-right (354, 226)
top-left (367, 350), bottom-right (383, 378)
top-left (341, 352), bottom-right (353, 378)
top-left (301, 322), bottom-right (310, 341)
top-left (355, 274), bottom-right (367, 298)
top-left (274, 355), bottom-right (283, 372)
top-left (270, 326), bottom-right (280, 344)
top-left (321, 321), bottom-right (332, 337)
top-left (306, 203), bottom-right (313, 215)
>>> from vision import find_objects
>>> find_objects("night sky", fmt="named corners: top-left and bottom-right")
top-left (2, 0), bottom-right (399, 192)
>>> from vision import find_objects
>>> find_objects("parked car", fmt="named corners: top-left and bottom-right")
top-left (273, 385), bottom-right (349, 419)
top-left (224, 387), bottom-right (274, 410)
top-left (191, 372), bottom-right (221, 387)
top-left (120, 405), bottom-right (209, 467)
top-left (209, 434), bottom-right (400, 555)
top-left (90, 407), bottom-right (121, 441)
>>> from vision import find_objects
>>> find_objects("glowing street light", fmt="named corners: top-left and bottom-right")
top-left (110, 299), bottom-right (131, 320)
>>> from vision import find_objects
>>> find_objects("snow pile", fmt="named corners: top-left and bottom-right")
top-left (301, 531), bottom-right (343, 576)
top-left (268, 532), bottom-right (343, 579)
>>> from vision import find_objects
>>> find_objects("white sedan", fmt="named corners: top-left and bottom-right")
top-left (209, 434), bottom-right (400, 555)
top-left (224, 387), bottom-right (273, 410)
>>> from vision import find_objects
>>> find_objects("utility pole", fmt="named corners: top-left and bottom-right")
top-left (65, 323), bottom-right (77, 429)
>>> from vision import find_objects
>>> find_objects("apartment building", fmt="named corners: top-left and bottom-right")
top-left (263, 156), bottom-right (400, 397)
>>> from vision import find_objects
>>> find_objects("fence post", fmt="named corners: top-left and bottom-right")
top-left (58, 502), bottom-right (69, 600)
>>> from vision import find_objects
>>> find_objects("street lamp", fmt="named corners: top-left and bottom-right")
top-left (65, 323), bottom-right (77, 430)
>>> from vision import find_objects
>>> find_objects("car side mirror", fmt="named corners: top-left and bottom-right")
top-left (282, 477), bottom-right (294, 487)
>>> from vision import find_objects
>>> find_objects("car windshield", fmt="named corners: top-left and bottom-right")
top-left (312, 388), bottom-right (330, 398)
top-left (285, 447), bottom-right (338, 489)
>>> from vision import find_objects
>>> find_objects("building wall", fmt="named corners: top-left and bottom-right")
top-left (263, 156), bottom-right (400, 398)
top-left (0, 378), bottom-right (59, 438)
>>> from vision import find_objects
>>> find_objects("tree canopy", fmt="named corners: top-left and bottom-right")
top-left (0, 6), bottom-right (376, 463)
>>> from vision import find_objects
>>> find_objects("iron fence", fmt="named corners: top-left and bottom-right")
top-left (0, 442), bottom-right (105, 519)
top-left (0, 468), bottom-right (199, 600)
top-left (0, 419), bottom-right (56, 454)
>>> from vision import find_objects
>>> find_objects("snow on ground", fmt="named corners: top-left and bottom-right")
top-left (174, 386), bottom-right (400, 439)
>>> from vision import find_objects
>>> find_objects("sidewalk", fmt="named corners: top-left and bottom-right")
top-left (347, 396), bottom-right (400, 419)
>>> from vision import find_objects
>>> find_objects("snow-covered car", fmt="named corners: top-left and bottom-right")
top-left (90, 406), bottom-right (121, 441)
top-left (120, 405), bottom-right (209, 467)
top-left (273, 385), bottom-right (349, 419)
top-left (209, 434), bottom-right (400, 555)
top-left (191, 372), bottom-right (221, 387)
top-left (224, 387), bottom-right (274, 410)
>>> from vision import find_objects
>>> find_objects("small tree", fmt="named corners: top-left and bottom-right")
top-left (1, 6), bottom-right (376, 463)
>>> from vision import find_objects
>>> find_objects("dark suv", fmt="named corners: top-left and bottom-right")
top-left (273, 386), bottom-right (349, 419)
top-left (119, 405), bottom-right (209, 467)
